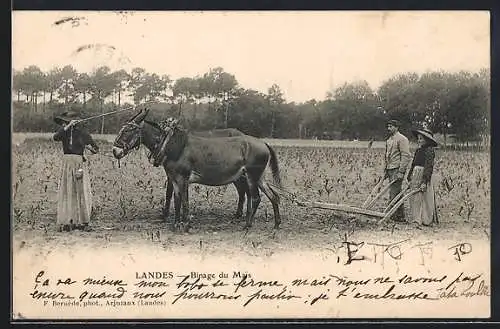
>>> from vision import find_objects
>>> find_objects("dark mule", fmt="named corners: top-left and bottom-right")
top-left (112, 109), bottom-right (282, 232)
top-left (112, 110), bottom-right (249, 220)
top-left (165, 128), bottom-right (249, 219)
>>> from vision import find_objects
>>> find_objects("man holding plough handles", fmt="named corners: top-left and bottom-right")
top-left (383, 119), bottom-right (411, 222)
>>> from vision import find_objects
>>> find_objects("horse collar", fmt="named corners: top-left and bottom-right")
top-left (151, 127), bottom-right (175, 167)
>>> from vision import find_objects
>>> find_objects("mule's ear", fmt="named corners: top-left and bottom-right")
top-left (133, 108), bottom-right (148, 123)
top-left (129, 108), bottom-right (141, 122)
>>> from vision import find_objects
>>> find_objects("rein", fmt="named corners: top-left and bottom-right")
top-left (72, 101), bottom-right (157, 125)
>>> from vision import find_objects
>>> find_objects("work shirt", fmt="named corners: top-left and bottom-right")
top-left (53, 127), bottom-right (99, 156)
top-left (385, 131), bottom-right (410, 174)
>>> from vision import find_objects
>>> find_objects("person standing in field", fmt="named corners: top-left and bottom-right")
top-left (53, 111), bottom-right (99, 232)
top-left (384, 119), bottom-right (411, 222)
top-left (407, 127), bottom-right (439, 226)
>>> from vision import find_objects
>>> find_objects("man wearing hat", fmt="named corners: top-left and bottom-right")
top-left (384, 119), bottom-right (411, 222)
top-left (407, 126), bottom-right (439, 226)
top-left (53, 111), bottom-right (99, 232)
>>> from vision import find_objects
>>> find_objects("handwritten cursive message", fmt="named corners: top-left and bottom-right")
top-left (27, 267), bottom-right (490, 310)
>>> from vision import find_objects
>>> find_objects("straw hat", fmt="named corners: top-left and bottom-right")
top-left (53, 111), bottom-right (81, 125)
top-left (412, 127), bottom-right (438, 147)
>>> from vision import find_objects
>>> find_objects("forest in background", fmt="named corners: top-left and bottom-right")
top-left (12, 65), bottom-right (490, 145)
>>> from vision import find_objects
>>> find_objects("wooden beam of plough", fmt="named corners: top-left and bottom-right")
top-left (294, 200), bottom-right (386, 218)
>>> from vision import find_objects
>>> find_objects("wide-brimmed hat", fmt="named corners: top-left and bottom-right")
top-left (53, 111), bottom-right (81, 125)
top-left (412, 127), bottom-right (439, 147)
top-left (387, 119), bottom-right (401, 127)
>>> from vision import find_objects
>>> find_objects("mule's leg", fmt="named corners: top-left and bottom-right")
top-left (244, 179), bottom-right (253, 229)
top-left (179, 179), bottom-right (190, 233)
top-left (250, 184), bottom-right (261, 224)
top-left (172, 180), bottom-right (181, 231)
top-left (244, 173), bottom-right (261, 229)
top-left (163, 178), bottom-right (174, 220)
top-left (233, 176), bottom-right (248, 218)
top-left (259, 181), bottom-right (281, 229)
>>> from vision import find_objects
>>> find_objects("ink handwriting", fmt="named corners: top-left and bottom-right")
top-left (27, 267), bottom-right (489, 309)
top-left (334, 236), bottom-right (436, 266)
top-left (448, 243), bottom-right (472, 262)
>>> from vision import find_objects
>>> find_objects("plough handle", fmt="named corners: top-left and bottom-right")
top-left (377, 188), bottom-right (421, 225)
top-left (384, 185), bottom-right (410, 212)
top-left (362, 178), bottom-right (398, 209)
top-left (370, 176), bottom-right (385, 195)
top-left (361, 176), bottom-right (384, 208)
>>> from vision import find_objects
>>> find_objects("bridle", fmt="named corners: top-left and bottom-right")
top-left (113, 120), bottom-right (175, 166)
top-left (113, 121), bottom-right (143, 155)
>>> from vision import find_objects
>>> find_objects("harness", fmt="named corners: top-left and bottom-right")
top-left (151, 118), bottom-right (179, 167)
top-left (114, 117), bottom-right (179, 167)
top-left (151, 128), bottom-right (173, 167)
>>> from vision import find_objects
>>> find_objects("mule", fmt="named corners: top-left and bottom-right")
top-left (166, 128), bottom-right (249, 219)
top-left (158, 118), bottom-right (251, 218)
top-left (112, 109), bottom-right (282, 232)
top-left (112, 111), bottom-right (249, 220)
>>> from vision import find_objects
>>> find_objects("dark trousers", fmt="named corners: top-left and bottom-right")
top-left (386, 168), bottom-right (405, 221)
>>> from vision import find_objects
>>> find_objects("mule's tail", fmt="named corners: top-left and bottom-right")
top-left (265, 143), bottom-right (282, 189)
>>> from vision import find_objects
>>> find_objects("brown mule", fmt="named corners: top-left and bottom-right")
top-left (113, 109), bottom-right (283, 232)
top-left (164, 126), bottom-right (250, 220)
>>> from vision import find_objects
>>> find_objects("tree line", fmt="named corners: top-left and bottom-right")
top-left (12, 65), bottom-right (489, 144)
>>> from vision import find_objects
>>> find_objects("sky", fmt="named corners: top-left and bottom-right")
top-left (12, 11), bottom-right (490, 103)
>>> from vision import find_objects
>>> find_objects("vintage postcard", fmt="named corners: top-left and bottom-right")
top-left (11, 11), bottom-right (491, 320)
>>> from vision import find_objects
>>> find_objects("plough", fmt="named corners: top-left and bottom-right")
top-left (271, 178), bottom-right (421, 224)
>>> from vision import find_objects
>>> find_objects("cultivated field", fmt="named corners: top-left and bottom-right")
top-left (12, 134), bottom-right (490, 257)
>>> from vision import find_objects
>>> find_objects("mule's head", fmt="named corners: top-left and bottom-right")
top-left (112, 108), bottom-right (149, 159)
